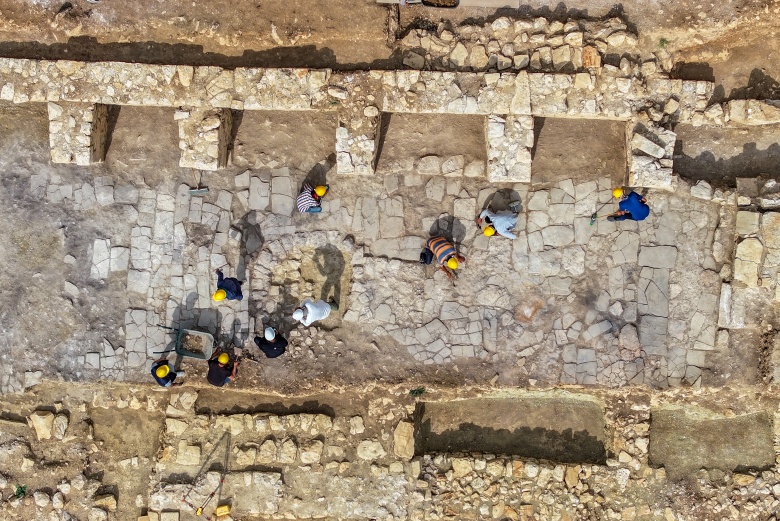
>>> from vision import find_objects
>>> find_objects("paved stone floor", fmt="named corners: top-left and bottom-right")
top-left (1, 99), bottom-right (751, 395)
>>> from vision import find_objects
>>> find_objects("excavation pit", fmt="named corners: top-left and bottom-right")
top-left (414, 395), bottom-right (607, 464)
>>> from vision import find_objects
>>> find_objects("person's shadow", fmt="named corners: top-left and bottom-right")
top-left (428, 215), bottom-right (466, 245)
top-left (313, 244), bottom-right (345, 304)
top-left (302, 154), bottom-right (335, 189)
top-left (482, 188), bottom-right (522, 212)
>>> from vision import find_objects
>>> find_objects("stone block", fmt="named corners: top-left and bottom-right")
top-left (90, 239), bottom-right (111, 279)
top-left (736, 211), bottom-right (760, 236)
top-left (638, 246), bottom-right (677, 269)
top-left (631, 133), bottom-right (665, 158)
top-left (393, 421), bottom-right (415, 460)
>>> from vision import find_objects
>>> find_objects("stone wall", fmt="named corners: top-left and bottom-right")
top-left (4, 55), bottom-right (773, 187)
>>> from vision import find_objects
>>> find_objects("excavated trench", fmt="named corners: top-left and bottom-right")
top-left (673, 123), bottom-right (780, 188)
top-left (530, 117), bottom-right (627, 187)
top-left (414, 394), bottom-right (608, 464)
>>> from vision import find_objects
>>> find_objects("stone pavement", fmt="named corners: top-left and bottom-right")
top-left (5, 17), bottom-right (780, 392)
top-left (9, 137), bottom-right (749, 393)
top-left (344, 176), bottom-right (727, 388)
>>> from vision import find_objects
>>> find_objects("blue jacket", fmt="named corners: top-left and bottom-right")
top-left (151, 361), bottom-right (176, 387)
top-left (217, 271), bottom-right (243, 301)
top-left (615, 191), bottom-right (650, 221)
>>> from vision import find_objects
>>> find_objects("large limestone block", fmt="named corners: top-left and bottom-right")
top-left (637, 246), bottom-right (677, 269)
top-left (357, 440), bottom-right (386, 461)
top-left (28, 410), bottom-right (55, 440)
top-left (393, 421), bottom-right (415, 460)
top-left (761, 212), bottom-right (780, 249)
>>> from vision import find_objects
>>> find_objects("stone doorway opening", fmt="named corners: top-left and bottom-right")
top-left (103, 106), bottom-right (180, 186)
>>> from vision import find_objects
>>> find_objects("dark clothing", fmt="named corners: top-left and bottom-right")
top-left (254, 334), bottom-right (288, 358)
top-left (615, 192), bottom-right (650, 221)
top-left (207, 359), bottom-right (234, 387)
top-left (217, 271), bottom-right (243, 301)
top-left (420, 248), bottom-right (434, 265)
top-left (151, 361), bottom-right (177, 387)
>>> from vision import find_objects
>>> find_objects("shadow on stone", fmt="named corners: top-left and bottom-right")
top-left (302, 155), bottom-right (335, 188)
top-left (673, 138), bottom-right (780, 187)
top-left (429, 215), bottom-right (466, 245)
top-left (313, 244), bottom-right (345, 305)
top-left (482, 188), bottom-right (521, 212)
top-left (729, 68), bottom-right (780, 100)
top-left (194, 395), bottom-right (336, 417)
top-left (413, 397), bottom-right (607, 464)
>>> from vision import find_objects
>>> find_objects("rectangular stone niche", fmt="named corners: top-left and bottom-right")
top-left (374, 113), bottom-right (488, 177)
top-left (414, 395), bottom-right (607, 464)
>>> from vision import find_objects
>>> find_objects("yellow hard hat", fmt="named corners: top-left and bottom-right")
top-left (212, 289), bottom-right (227, 301)
top-left (218, 353), bottom-right (230, 364)
top-left (155, 365), bottom-right (170, 378)
top-left (483, 226), bottom-right (496, 237)
top-left (314, 185), bottom-right (328, 197)
top-left (612, 187), bottom-right (624, 199)
top-left (447, 258), bottom-right (459, 270)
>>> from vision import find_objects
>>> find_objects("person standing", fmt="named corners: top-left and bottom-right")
top-left (292, 298), bottom-right (337, 327)
top-left (150, 358), bottom-right (184, 387)
top-left (296, 184), bottom-right (329, 213)
top-left (207, 351), bottom-right (238, 387)
top-left (608, 188), bottom-right (650, 222)
top-left (254, 327), bottom-right (288, 358)
top-left (213, 268), bottom-right (243, 302)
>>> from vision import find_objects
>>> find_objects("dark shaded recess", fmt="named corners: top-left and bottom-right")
top-left (0, 37), bottom-right (405, 71)
top-left (414, 403), bottom-right (607, 464)
top-left (673, 141), bottom-right (780, 187)
top-left (194, 393), bottom-right (336, 417)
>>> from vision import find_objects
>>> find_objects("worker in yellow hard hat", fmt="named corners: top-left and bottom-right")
top-left (476, 208), bottom-right (518, 239)
top-left (207, 350), bottom-right (238, 387)
top-left (150, 358), bottom-right (184, 387)
top-left (475, 194), bottom-right (520, 239)
top-left (213, 268), bottom-right (243, 301)
top-left (424, 236), bottom-right (466, 282)
top-left (609, 188), bottom-right (650, 222)
top-left (297, 183), bottom-right (330, 213)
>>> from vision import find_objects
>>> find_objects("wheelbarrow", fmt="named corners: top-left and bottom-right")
top-left (154, 325), bottom-right (215, 360)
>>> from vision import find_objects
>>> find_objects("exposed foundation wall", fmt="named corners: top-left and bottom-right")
top-left (1, 57), bottom-right (761, 186)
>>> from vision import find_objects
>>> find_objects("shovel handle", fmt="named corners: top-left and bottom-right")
top-left (157, 324), bottom-right (179, 332)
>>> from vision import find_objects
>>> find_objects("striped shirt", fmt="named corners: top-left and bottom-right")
top-left (296, 184), bottom-right (320, 213)
top-left (427, 236), bottom-right (455, 266)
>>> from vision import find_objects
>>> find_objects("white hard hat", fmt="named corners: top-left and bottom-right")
top-left (292, 308), bottom-right (304, 321)
top-left (264, 327), bottom-right (275, 341)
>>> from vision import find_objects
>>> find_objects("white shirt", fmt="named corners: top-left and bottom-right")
top-left (297, 298), bottom-right (332, 326)
top-left (480, 209), bottom-right (518, 239)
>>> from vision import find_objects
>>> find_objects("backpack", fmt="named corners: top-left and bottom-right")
top-left (419, 247), bottom-right (434, 265)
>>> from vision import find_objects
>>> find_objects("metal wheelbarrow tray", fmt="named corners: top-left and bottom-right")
top-left (154, 325), bottom-right (215, 359)
top-left (174, 329), bottom-right (215, 359)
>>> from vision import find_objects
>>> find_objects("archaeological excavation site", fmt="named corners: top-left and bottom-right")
top-left (3, 0), bottom-right (780, 519)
